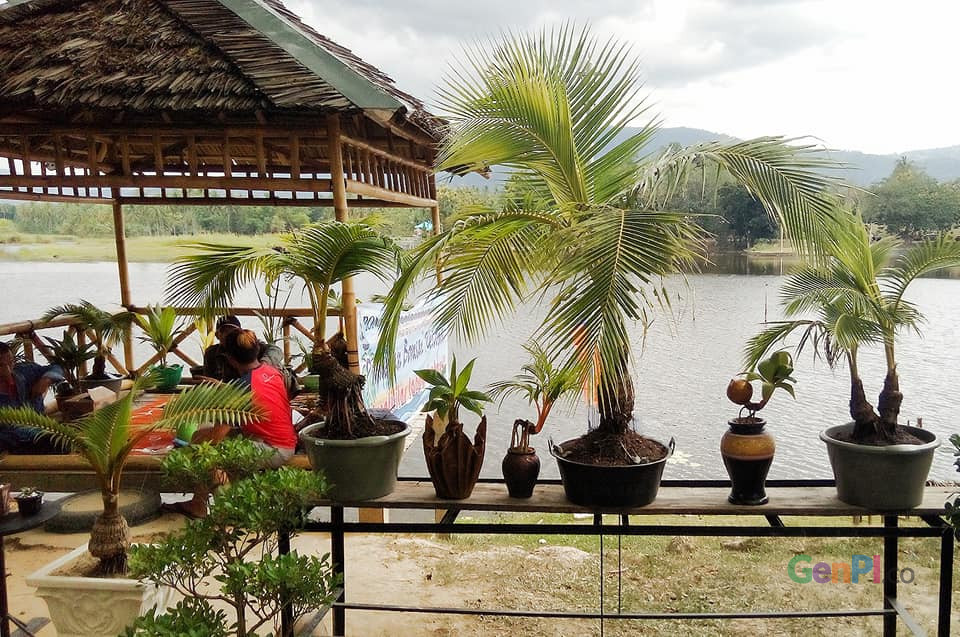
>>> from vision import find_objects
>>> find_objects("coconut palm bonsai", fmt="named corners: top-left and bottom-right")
top-left (489, 343), bottom-right (581, 497)
top-left (744, 209), bottom-right (960, 507)
top-left (44, 300), bottom-right (134, 388)
top-left (0, 373), bottom-right (261, 574)
top-left (375, 26), bottom-right (843, 506)
top-left (43, 329), bottom-right (96, 406)
top-left (136, 304), bottom-right (184, 390)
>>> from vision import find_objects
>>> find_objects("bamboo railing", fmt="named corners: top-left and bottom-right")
top-left (0, 306), bottom-right (341, 379)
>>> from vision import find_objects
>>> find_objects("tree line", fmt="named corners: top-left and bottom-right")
top-left (3, 160), bottom-right (959, 246)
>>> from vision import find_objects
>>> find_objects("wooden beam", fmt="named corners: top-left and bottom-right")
top-left (340, 133), bottom-right (432, 171)
top-left (345, 179), bottom-right (436, 208)
top-left (114, 195), bottom-right (417, 208)
top-left (0, 174), bottom-right (333, 191)
top-left (0, 191), bottom-right (112, 205)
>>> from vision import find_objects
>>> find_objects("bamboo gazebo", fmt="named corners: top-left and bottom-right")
top-left (0, 0), bottom-right (443, 373)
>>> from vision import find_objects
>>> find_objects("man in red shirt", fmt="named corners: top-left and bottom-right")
top-left (168, 329), bottom-right (297, 518)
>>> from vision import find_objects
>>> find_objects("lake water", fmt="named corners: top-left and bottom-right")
top-left (1, 258), bottom-right (958, 481)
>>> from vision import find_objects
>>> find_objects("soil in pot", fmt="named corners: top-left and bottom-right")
top-left (561, 429), bottom-right (667, 465)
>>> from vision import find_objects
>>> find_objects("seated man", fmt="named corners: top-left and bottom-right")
top-left (171, 329), bottom-right (298, 518)
top-left (0, 341), bottom-right (68, 454)
top-left (201, 315), bottom-right (293, 394)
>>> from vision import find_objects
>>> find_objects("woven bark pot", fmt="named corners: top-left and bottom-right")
top-left (300, 420), bottom-right (411, 502)
top-left (551, 436), bottom-right (674, 508)
top-left (502, 448), bottom-right (540, 498)
top-left (720, 417), bottom-right (775, 505)
top-left (820, 423), bottom-right (939, 510)
top-left (423, 415), bottom-right (486, 500)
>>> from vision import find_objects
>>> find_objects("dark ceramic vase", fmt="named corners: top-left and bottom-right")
top-left (720, 417), bottom-right (775, 505)
top-left (502, 448), bottom-right (540, 498)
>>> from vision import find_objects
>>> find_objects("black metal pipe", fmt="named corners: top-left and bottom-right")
top-left (331, 506), bottom-right (345, 637)
top-left (938, 528), bottom-right (954, 637)
top-left (302, 521), bottom-right (943, 538)
top-left (277, 530), bottom-right (293, 637)
top-left (333, 601), bottom-right (894, 621)
top-left (883, 516), bottom-right (898, 637)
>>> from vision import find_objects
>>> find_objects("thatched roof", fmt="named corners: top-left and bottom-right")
top-left (0, 0), bottom-right (441, 139)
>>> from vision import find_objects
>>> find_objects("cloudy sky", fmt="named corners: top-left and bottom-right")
top-left (285, 0), bottom-right (958, 155)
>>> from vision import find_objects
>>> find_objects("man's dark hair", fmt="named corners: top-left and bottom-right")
top-left (224, 329), bottom-right (260, 365)
top-left (0, 341), bottom-right (11, 356)
top-left (216, 315), bottom-right (242, 330)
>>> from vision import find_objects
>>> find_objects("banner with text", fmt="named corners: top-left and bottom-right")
top-left (357, 301), bottom-right (448, 421)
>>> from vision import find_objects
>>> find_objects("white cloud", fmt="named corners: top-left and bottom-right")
top-left (285, 0), bottom-right (960, 154)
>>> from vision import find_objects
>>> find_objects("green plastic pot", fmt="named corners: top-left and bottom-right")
top-left (299, 421), bottom-right (410, 501)
top-left (152, 364), bottom-right (183, 391)
top-left (820, 423), bottom-right (939, 510)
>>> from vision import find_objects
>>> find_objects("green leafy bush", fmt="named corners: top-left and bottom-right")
top-left (128, 440), bottom-right (340, 636)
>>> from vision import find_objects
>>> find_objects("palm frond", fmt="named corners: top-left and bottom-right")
top-left (166, 244), bottom-right (275, 316)
top-left (881, 235), bottom-right (960, 306)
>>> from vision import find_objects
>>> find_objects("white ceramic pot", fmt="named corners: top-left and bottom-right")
top-left (25, 543), bottom-right (173, 637)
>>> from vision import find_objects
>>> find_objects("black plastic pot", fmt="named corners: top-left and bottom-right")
top-left (15, 493), bottom-right (43, 516)
top-left (550, 436), bottom-right (675, 508)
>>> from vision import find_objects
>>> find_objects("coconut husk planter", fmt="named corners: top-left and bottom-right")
top-left (423, 415), bottom-right (486, 500)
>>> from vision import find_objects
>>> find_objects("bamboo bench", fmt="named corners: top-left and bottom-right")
top-left (298, 480), bottom-right (957, 637)
top-left (0, 452), bottom-right (313, 491)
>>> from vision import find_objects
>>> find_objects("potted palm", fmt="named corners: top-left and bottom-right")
top-left (166, 221), bottom-right (410, 501)
top-left (135, 305), bottom-right (184, 391)
top-left (489, 343), bottom-right (580, 498)
top-left (43, 329), bottom-right (96, 409)
top-left (415, 356), bottom-right (491, 499)
top-left (0, 373), bottom-right (262, 636)
top-left (745, 210), bottom-right (960, 509)
top-left (44, 300), bottom-right (135, 392)
top-left (376, 26), bottom-right (843, 507)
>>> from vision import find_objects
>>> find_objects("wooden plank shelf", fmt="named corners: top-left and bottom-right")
top-left (315, 482), bottom-right (956, 517)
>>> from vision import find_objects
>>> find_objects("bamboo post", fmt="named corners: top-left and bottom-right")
top-left (326, 114), bottom-right (360, 374)
top-left (112, 200), bottom-right (135, 372)
top-left (429, 174), bottom-right (442, 284)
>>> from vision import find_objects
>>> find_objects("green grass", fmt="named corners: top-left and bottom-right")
top-left (427, 512), bottom-right (958, 636)
top-left (0, 233), bottom-right (280, 262)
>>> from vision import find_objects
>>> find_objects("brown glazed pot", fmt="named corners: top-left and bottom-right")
top-left (720, 417), bottom-right (775, 505)
top-left (423, 415), bottom-right (487, 499)
top-left (502, 447), bottom-right (540, 498)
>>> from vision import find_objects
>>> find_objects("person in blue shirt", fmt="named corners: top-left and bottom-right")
top-left (0, 341), bottom-right (68, 453)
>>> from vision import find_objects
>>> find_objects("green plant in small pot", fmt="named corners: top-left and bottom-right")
top-left (722, 351), bottom-right (795, 505)
top-left (136, 305), bottom-right (185, 391)
top-left (126, 439), bottom-right (341, 637)
top-left (416, 356), bottom-right (491, 499)
top-left (489, 343), bottom-right (580, 498)
top-left (43, 300), bottom-right (135, 392)
top-left (745, 210), bottom-right (960, 509)
top-left (14, 486), bottom-right (43, 516)
top-left (43, 329), bottom-right (96, 407)
top-left (167, 221), bottom-right (411, 501)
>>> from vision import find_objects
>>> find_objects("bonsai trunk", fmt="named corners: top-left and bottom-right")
top-left (876, 368), bottom-right (903, 437)
top-left (89, 491), bottom-right (130, 574)
top-left (314, 334), bottom-right (376, 439)
top-left (91, 354), bottom-right (108, 379)
top-left (596, 372), bottom-right (635, 436)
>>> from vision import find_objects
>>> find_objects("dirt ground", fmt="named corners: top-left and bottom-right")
top-left (4, 510), bottom-right (958, 636)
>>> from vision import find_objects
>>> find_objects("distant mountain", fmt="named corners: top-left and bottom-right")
top-left (440, 126), bottom-right (960, 189)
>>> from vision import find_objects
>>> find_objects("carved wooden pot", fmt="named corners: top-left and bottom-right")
top-left (423, 415), bottom-right (486, 500)
top-left (720, 417), bottom-right (775, 505)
